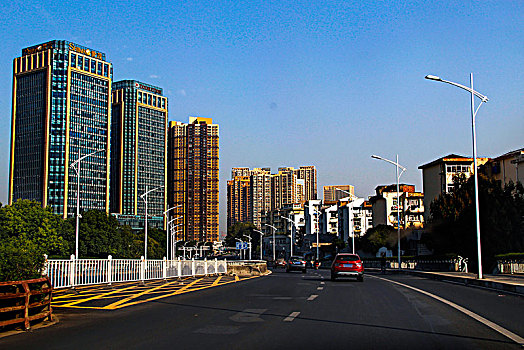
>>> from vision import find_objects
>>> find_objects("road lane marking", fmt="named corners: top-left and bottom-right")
top-left (211, 276), bottom-right (223, 286)
top-left (320, 282), bottom-right (325, 285)
top-left (307, 294), bottom-right (318, 301)
top-left (317, 287), bottom-right (324, 290)
top-left (283, 311), bottom-right (300, 322)
top-left (370, 275), bottom-right (524, 347)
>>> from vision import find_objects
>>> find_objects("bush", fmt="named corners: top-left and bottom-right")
top-left (0, 236), bottom-right (45, 282)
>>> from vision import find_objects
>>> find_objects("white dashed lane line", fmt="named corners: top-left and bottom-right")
top-left (307, 294), bottom-right (318, 301)
top-left (283, 311), bottom-right (301, 322)
top-left (317, 287), bottom-right (324, 291)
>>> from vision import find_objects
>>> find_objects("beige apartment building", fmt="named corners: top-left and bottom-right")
top-left (324, 185), bottom-right (355, 202)
top-left (418, 154), bottom-right (489, 222)
top-left (483, 148), bottom-right (524, 186)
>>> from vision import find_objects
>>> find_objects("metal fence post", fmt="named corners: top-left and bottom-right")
top-left (163, 257), bottom-right (167, 279)
top-left (178, 258), bottom-right (182, 278)
top-left (108, 255), bottom-right (112, 285)
top-left (192, 258), bottom-right (195, 276)
top-left (42, 254), bottom-right (48, 277)
top-left (70, 254), bottom-right (76, 288)
top-left (140, 256), bottom-right (145, 282)
top-left (215, 258), bottom-right (218, 275)
top-left (204, 258), bottom-right (208, 276)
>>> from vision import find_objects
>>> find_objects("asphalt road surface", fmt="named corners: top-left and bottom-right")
top-left (3, 269), bottom-right (524, 349)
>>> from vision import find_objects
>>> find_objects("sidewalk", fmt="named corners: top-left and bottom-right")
top-left (368, 268), bottom-right (524, 296)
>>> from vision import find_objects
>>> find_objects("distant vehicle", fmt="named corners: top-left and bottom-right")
top-left (275, 258), bottom-right (287, 268)
top-left (286, 256), bottom-right (307, 273)
top-left (330, 254), bottom-right (363, 282)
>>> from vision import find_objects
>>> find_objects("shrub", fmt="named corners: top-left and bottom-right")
top-left (0, 236), bottom-right (45, 282)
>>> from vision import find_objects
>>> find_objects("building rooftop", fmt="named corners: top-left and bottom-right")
top-left (418, 154), bottom-right (489, 169)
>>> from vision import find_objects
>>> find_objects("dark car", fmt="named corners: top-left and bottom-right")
top-left (275, 258), bottom-right (287, 268)
top-left (286, 256), bottom-right (307, 273)
top-left (331, 253), bottom-right (363, 281)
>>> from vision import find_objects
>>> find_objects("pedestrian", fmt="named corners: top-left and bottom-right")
top-left (380, 252), bottom-right (386, 274)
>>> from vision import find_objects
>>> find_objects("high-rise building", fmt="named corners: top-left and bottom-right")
top-left (9, 40), bottom-right (112, 217)
top-left (272, 167), bottom-right (297, 210)
top-left (110, 80), bottom-right (167, 229)
top-left (227, 176), bottom-right (251, 229)
top-left (168, 117), bottom-right (219, 242)
top-left (250, 168), bottom-right (272, 229)
top-left (324, 185), bottom-right (354, 202)
top-left (294, 166), bottom-right (317, 201)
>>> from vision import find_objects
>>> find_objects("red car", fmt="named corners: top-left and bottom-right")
top-left (331, 253), bottom-right (364, 282)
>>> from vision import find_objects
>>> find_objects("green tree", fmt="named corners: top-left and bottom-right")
top-left (225, 222), bottom-right (259, 253)
top-left (0, 199), bottom-right (68, 256)
top-left (424, 174), bottom-right (524, 271)
top-left (357, 224), bottom-right (397, 254)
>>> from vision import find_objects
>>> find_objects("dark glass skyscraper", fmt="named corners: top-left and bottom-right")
top-left (10, 40), bottom-right (112, 217)
top-left (110, 81), bottom-right (167, 228)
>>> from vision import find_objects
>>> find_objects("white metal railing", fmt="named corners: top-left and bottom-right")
top-left (43, 255), bottom-right (228, 289)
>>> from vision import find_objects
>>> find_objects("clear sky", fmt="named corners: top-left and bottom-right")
top-left (0, 1), bottom-right (522, 235)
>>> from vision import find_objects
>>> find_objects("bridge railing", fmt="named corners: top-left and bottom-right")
top-left (43, 255), bottom-right (228, 289)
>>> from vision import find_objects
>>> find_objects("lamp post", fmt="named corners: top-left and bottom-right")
top-left (371, 154), bottom-right (406, 270)
top-left (304, 204), bottom-right (320, 260)
top-left (140, 185), bottom-right (164, 260)
top-left (168, 222), bottom-right (183, 259)
top-left (243, 235), bottom-right (252, 260)
top-left (279, 215), bottom-right (296, 258)
top-left (425, 74), bottom-right (489, 279)
top-left (163, 205), bottom-right (182, 259)
top-left (69, 147), bottom-right (105, 259)
top-left (235, 238), bottom-right (244, 260)
top-left (335, 188), bottom-right (359, 254)
top-left (264, 224), bottom-right (277, 262)
top-left (254, 229), bottom-right (264, 260)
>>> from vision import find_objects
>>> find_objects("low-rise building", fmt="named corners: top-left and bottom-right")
top-left (483, 147), bottom-right (523, 186)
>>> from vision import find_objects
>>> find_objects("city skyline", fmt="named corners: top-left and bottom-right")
top-left (0, 1), bottom-right (522, 235)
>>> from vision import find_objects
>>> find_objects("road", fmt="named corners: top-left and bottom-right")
top-left (3, 269), bottom-right (523, 349)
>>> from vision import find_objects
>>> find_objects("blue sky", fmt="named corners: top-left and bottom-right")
top-left (0, 1), bottom-right (522, 234)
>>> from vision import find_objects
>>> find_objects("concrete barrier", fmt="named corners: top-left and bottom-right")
top-left (226, 261), bottom-right (268, 277)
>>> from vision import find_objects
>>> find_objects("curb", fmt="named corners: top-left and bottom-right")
top-left (368, 268), bottom-right (524, 297)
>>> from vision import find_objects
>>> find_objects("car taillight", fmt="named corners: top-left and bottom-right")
top-left (356, 263), bottom-right (362, 267)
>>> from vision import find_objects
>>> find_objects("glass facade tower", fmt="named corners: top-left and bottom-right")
top-left (10, 40), bottom-right (112, 217)
top-left (110, 81), bottom-right (167, 228)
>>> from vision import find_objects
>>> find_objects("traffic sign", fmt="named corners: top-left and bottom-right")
top-left (236, 242), bottom-right (249, 250)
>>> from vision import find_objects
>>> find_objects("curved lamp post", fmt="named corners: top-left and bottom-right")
top-left (371, 154), bottom-right (406, 269)
top-left (279, 215), bottom-right (297, 258)
top-left (335, 188), bottom-right (359, 254)
top-left (425, 74), bottom-right (488, 279)
top-left (254, 229), bottom-right (264, 260)
top-left (69, 147), bottom-right (105, 259)
top-left (140, 185), bottom-right (164, 260)
top-left (163, 205), bottom-right (182, 259)
top-left (304, 204), bottom-right (320, 260)
top-left (264, 224), bottom-right (277, 262)
top-left (243, 234), bottom-right (252, 260)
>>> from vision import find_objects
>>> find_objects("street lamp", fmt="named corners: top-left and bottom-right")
top-left (304, 204), bottom-right (320, 260)
top-left (243, 235), bottom-right (252, 260)
top-left (235, 238), bottom-right (244, 260)
top-left (425, 74), bottom-right (489, 279)
top-left (279, 215), bottom-right (296, 257)
top-left (254, 229), bottom-right (264, 260)
top-left (69, 147), bottom-right (105, 259)
top-left (163, 205), bottom-right (182, 259)
top-left (264, 224), bottom-right (277, 262)
top-left (140, 185), bottom-right (164, 260)
top-left (168, 222), bottom-right (183, 259)
top-left (371, 154), bottom-right (406, 270)
top-left (335, 188), bottom-right (359, 254)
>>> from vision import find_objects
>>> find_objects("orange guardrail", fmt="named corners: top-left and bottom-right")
top-left (0, 277), bottom-right (53, 331)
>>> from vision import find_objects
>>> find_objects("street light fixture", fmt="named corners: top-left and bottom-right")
top-left (235, 238), bottom-right (244, 260)
top-left (264, 224), bottom-right (277, 262)
top-left (304, 204), bottom-right (321, 260)
top-left (279, 215), bottom-right (296, 258)
top-left (69, 147), bottom-right (105, 259)
top-left (140, 185), bottom-right (165, 260)
top-left (243, 234), bottom-right (252, 260)
top-left (335, 188), bottom-right (359, 254)
top-left (371, 154), bottom-right (406, 270)
top-left (163, 205), bottom-right (182, 259)
top-left (425, 73), bottom-right (489, 279)
top-left (253, 229), bottom-right (264, 260)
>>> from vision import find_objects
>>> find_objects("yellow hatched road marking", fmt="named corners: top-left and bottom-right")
top-left (211, 276), bottom-right (223, 286)
top-left (59, 283), bottom-right (153, 307)
top-left (103, 279), bottom-right (184, 309)
top-left (235, 275), bottom-right (240, 282)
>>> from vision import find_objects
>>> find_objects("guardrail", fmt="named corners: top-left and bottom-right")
top-left (497, 260), bottom-right (524, 274)
top-left (43, 255), bottom-right (228, 289)
top-left (0, 277), bottom-right (52, 330)
top-left (364, 259), bottom-right (461, 272)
